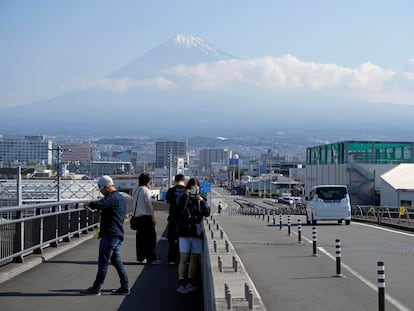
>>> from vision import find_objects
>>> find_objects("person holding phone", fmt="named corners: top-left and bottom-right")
top-left (81, 175), bottom-right (129, 295)
top-left (176, 177), bottom-right (210, 294)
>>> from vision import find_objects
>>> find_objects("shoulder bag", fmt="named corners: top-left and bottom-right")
top-left (130, 187), bottom-right (143, 230)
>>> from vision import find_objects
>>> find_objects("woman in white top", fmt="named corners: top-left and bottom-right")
top-left (131, 173), bottom-right (161, 264)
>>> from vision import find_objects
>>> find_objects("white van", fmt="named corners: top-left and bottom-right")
top-left (306, 185), bottom-right (351, 225)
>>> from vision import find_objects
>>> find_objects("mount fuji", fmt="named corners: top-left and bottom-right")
top-left (0, 34), bottom-right (413, 138)
top-left (109, 34), bottom-right (237, 80)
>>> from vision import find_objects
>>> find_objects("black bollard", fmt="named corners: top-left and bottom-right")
top-left (279, 213), bottom-right (283, 230)
top-left (335, 239), bottom-right (344, 277)
top-left (287, 215), bottom-right (291, 235)
top-left (297, 219), bottom-right (302, 244)
top-left (378, 261), bottom-right (385, 311)
top-left (312, 227), bottom-right (319, 256)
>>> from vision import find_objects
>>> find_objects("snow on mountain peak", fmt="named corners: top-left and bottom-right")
top-left (170, 34), bottom-right (232, 59)
top-left (173, 34), bottom-right (206, 47)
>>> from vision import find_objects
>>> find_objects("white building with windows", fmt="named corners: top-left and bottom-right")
top-left (380, 164), bottom-right (414, 207)
top-left (0, 135), bottom-right (52, 165)
top-left (306, 141), bottom-right (414, 205)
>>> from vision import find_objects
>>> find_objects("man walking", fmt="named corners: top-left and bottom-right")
top-left (81, 175), bottom-right (129, 295)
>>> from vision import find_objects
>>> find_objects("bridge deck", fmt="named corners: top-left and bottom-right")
top-left (0, 211), bottom-right (202, 311)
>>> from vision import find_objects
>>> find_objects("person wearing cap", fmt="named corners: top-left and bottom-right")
top-left (80, 175), bottom-right (130, 296)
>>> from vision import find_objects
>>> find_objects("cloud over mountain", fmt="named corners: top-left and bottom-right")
top-left (76, 35), bottom-right (414, 106)
top-left (1, 34), bottom-right (414, 137)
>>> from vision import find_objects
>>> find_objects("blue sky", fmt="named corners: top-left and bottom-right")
top-left (1, 0), bottom-right (414, 108)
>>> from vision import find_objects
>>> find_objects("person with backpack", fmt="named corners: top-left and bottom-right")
top-left (176, 177), bottom-right (210, 294)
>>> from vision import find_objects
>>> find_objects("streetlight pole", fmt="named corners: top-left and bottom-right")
top-left (57, 146), bottom-right (61, 201)
top-left (49, 145), bottom-right (71, 202)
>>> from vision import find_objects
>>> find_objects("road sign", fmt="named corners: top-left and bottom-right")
top-left (200, 181), bottom-right (211, 193)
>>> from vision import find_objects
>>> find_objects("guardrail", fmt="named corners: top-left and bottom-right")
top-left (234, 200), bottom-right (414, 231)
top-left (0, 199), bottom-right (100, 265)
top-left (352, 205), bottom-right (413, 229)
top-left (235, 200), bottom-right (306, 216)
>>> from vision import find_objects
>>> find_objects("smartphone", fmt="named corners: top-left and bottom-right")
top-left (190, 186), bottom-right (197, 197)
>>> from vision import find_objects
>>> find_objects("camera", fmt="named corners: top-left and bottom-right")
top-left (190, 186), bottom-right (197, 198)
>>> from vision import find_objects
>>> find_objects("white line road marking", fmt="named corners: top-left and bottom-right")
top-left (352, 221), bottom-right (414, 237)
top-left (296, 230), bottom-right (413, 311)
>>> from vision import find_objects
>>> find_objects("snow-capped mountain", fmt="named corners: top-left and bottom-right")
top-left (0, 34), bottom-right (413, 138)
top-left (108, 34), bottom-right (237, 79)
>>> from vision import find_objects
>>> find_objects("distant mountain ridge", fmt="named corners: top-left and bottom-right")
top-left (108, 34), bottom-right (237, 79)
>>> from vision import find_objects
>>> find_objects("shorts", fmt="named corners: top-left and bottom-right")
top-left (179, 237), bottom-right (203, 254)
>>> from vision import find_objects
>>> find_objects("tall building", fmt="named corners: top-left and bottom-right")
top-left (0, 135), bottom-right (52, 165)
top-left (199, 148), bottom-right (231, 169)
top-left (61, 144), bottom-right (92, 165)
top-left (155, 141), bottom-right (187, 168)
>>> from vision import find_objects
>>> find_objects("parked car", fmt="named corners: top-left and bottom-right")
top-left (278, 196), bottom-right (294, 205)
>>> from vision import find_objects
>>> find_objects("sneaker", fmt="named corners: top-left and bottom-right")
top-left (185, 283), bottom-right (197, 292)
top-left (177, 284), bottom-right (189, 294)
top-left (150, 259), bottom-right (162, 265)
top-left (167, 261), bottom-right (176, 265)
top-left (80, 286), bottom-right (101, 296)
top-left (111, 287), bottom-right (130, 295)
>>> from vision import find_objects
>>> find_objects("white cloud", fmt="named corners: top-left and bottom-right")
top-left (166, 55), bottom-right (414, 105)
top-left (76, 55), bottom-right (414, 105)
top-left (78, 77), bottom-right (175, 92)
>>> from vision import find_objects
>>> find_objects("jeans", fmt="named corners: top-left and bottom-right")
top-left (93, 235), bottom-right (128, 290)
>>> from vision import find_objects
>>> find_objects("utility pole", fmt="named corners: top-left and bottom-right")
top-left (167, 149), bottom-right (173, 187)
top-left (50, 145), bottom-right (71, 202)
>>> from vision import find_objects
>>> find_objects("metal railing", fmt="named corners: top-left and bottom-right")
top-left (352, 205), bottom-right (413, 228)
top-left (0, 199), bottom-right (100, 265)
top-left (234, 200), bottom-right (414, 231)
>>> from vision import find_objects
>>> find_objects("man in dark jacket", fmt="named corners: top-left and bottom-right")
top-left (80, 175), bottom-right (129, 296)
top-left (165, 174), bottom-right (186, 264)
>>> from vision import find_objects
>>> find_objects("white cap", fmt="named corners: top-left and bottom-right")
top-left (97, 175), bottom-right (114, 190)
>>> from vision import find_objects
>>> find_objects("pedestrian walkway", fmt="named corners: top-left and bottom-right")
top-left (0, 211), bottom-right (203, 311)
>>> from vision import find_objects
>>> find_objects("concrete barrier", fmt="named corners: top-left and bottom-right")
top-left (201, 217), bottom-right (267, 311)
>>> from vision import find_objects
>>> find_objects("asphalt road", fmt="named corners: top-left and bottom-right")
top-left (211, 186), bottom-right (414, 311)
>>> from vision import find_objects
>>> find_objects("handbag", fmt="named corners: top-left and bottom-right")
top-left (130, 216), bottom-right (138, 230)
top-left (130, 187), bottom-right (143, 230)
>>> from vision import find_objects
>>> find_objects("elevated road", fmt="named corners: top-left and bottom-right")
top-left (211, 186), bottom-right (414, 311)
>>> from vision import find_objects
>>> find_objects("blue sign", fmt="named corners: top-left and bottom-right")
top-left (229, 158), bottom-right (239, 169)
top-left (200, 181), bottom-right (211, 193)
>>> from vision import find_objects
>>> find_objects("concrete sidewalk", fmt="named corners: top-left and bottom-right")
top-left (0, 211), bottom-right (203, 311)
